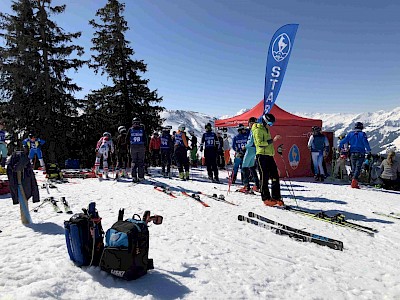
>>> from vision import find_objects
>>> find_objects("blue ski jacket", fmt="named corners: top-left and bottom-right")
top-left (339, 129), bottom-right (371, 154)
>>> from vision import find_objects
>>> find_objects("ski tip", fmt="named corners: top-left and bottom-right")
top-left (248, 212), bottom-right (255, 218)
top-left (238, 215), bottom-right (244, 221)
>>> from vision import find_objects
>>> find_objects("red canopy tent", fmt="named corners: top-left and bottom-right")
top-left (215, 100), bottom-right (326, 177)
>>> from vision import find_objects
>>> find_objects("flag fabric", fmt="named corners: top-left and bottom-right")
top-left (263, 24), bottom-right (299, 116)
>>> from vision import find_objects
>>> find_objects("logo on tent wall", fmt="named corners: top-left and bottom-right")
top-left (272, 33), bottom-right (291, 62)
top-left (288, 144), bottom-right (300, 170)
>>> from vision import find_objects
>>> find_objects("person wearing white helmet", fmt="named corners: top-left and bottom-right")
top-left (94, 132), bottom-right (114, 178)
top-left (174, 124), bottom-right (190, 180)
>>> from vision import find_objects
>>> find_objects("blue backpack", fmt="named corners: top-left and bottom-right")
top-left (64, 202), bottom-right (104, 266)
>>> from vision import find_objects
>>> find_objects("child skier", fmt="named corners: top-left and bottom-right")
top-left (126, 118), bottom-right (147, 182)
top-left (22, 133), bottom-right (46, 171)
top-left (149, 132), bottom-right (161, 167)
top-left (199, 123), bottom-right (219, 183)
top-left (231, 124), bottom-right (249, 184)
top-left (160, 127), bottom-right (173, 178)
top-left (115, 126), bottom-right (129, 178)
top-left (94, 132), bottom-right (114, 178)
top-left (188, 130), bottom-right (198, 167)
top-left (174, 124), bottom-right (190, 180)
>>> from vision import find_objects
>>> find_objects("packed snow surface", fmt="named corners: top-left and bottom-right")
top-left (1, 168), bottom-right (400, 299)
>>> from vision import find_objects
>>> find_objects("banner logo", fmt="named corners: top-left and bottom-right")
top-left (272, 33), bottom-right (291, 62)
top-left (288, 144), bottom-right (300, 170)
top-left (263, 24), bottom-right (299, 115)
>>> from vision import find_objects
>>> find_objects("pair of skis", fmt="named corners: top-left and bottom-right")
top-left (372, 211), bottom-right (400, 220)
top-left (181, 191), bottom-right (210, 207)
top-left (238, 212), bottom-right (344, 251)
top-left (198, 192), bottom-right (238, 206)
top-left (32, 197), bottom-right (73, 214)
top-left (153, 185), bottom-right (177, 198)
top-left (277, 205), bottom-right (377, 236)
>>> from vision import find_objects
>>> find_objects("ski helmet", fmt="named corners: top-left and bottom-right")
top-left (237, 124), bottom-right (245, 131)
top-left (153, 131), bottom-right (159, 136)
top-left (132, 117), bottom-right (141, 127)
top-left (118, 126), bottom-right (126, 134)
top-left (178, 124), bottom-right (186, 131)
top-left (205, 122), bottom-right (212, 130)
top-left (188, 130), bottom-right (195, 136)
top-left (354, 122), bottom-right (364, 130)
top-left (28, 132), bottom-right (35, 138)
top-left (248, 117), bottom-right (257, 124)
top-left (103, 132), bottom-right (111, 138)
top-left (262, 113), bottom-right (275, 126)
top-left (312, 126), bottom-right (321, 134)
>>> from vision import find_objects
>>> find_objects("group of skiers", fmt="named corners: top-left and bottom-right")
top-left (308, 121), bottom-right (400, 191)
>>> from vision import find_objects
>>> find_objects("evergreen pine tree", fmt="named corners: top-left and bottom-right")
top-left (0, 0), bottom-right (86, 163)
top-left (88, 0), bottom-right (163, 138)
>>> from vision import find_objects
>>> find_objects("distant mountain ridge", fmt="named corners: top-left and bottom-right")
top-left (161, 107), bottom-right (400, 154)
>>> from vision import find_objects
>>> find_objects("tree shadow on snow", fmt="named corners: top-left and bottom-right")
top-left (27, 222), bottom-right (65, 235)
top-left (86, 267), bottom-right (192, 300)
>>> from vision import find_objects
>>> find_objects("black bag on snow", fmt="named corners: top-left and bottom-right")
top-left (64, 202), bottom-right (104, 266)
top-left (100, 210), bottom-right (156, 280)
top-left (46, 163), bottom-right (63, 180)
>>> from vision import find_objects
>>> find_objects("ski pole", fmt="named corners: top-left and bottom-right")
top-left (277, 144), bottom-right (299, 207)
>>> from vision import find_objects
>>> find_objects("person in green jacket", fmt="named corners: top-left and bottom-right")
top-left (252, 113), bottom-right (283, 206)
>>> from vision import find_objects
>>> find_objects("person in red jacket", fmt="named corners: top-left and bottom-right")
top-left (149, 132), bottom-right (161, 167)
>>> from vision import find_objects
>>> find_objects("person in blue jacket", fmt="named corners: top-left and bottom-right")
top-left (125, 117), bottom-right (148, 183)
top-left (231, 124), bottom-right (249, 184)
top-left (339, 122), bottom-right (371, 189)
top-left (239, 117), bottom-right (260, 193)
top-left (22, 133), bottom-right (46, 170)
top-left (200, 123), bottom-right (219, 183)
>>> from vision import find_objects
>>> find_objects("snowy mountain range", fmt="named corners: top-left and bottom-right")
top-left (161, 106), bottom-right (400, 154)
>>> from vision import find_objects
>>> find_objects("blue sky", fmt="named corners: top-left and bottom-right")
top-left (1, 0), bottom-right (400, 116)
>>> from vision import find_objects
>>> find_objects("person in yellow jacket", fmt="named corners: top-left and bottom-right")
top-left (252, 113), bottom-right (283, 206)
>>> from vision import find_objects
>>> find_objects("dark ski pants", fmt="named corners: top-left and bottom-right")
top-left (174, 147), bottom-right (189, 173)
top-left (151, 149), bottom-right (160, 166)
top-left (116, 151), bottom-right (129, 170)
top-left (256, 154), bottom-right (281, 200)
top-left (204, 148), bottom-right (219, 180)
top-left (161, 149), bottom-right (171, 174)
top-left (243, 166), bottom-right (260, 189)
top-left (130, 145), bottom-right (145, 179)
top-left (350, 152), bottom-right (365, 180)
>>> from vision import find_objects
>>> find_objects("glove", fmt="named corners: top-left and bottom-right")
top-left (200, 146), bottom-right (203, 152)
top-left (366, 152), bottom-right (372, 159)
top-left (95, 148), bottom-right (98, 152)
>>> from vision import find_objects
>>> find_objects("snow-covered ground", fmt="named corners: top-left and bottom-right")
top-left (1, 168), bottom-right (400, 299)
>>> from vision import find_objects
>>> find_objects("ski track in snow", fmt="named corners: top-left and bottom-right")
top-left (1, 169), bottom-right (400, 299)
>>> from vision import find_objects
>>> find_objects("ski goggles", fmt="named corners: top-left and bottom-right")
top-left (267, 121), bottom-right (274, 127)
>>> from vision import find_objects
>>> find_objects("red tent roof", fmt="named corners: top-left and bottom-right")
top-left (215, 100), bottom-right (322, 127)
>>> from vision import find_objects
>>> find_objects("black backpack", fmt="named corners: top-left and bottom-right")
top-left (46, 163), bottom-right (63, 180)
top-left (100, 209), bottom-right (163, 280)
